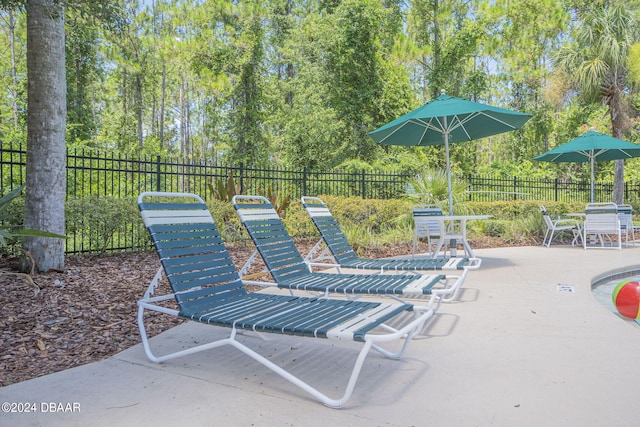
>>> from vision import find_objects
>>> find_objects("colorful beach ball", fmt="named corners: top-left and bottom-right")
top-left (612, 280), bottom-right (640, 319)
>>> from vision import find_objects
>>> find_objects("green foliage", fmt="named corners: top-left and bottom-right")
top-left (282, 200), bottom-right (318, 238)
top-left (403, 169), bottom-right (470, 214)
top-left (0, 186), bottom-right (65, 247)
top-left (269, 195), bottom-right (615, 250)
top-left (208, 174), bottom-right (242, 202)
top-left (628, 42), bottom-right (640, 86)
top-left (256, 183), bottom-right (291, 217)
top-left (6, 0), bottom-right (640, 203)
top-left (317, 195), bottom-right (412, 237)
top-left (324, 0), bottom-right (389, 163)
top-left (464, 199), bottom-right (587, 244)
top-left (65, 196), bottom-right (138, 254)
top-left (466, 200), bottom-right (583, 220)
top-left (207, 199), bottom-right (245, 243)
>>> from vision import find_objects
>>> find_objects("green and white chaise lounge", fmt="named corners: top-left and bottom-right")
top-left (301, 196), bottom-right (481, 273)
top-left (233, 195), bottom-right (467, 304)
top-left (137, 192), bottom-right (433, 408)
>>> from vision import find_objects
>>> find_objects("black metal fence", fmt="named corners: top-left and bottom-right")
top-left (465, 175), bottom-right (635, 204)
top-left (1, 142), bottom-right (639, 253)
top-left (0, 144), bottom-right (412, 201)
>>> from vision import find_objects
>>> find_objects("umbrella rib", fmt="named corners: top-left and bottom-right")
top-left (618, 149), bottom-right (634, 158)
top-left (372, 119), bottom-right (422, 144)
top-left (373, 118), bottom-right (439, 145)
top-left (449, 114), bottom-right (472, 140)
top-left (414, 117), bottom-right (446, 133)
top-left (444, 111), bottom-right (519, 141)
top-left (451, 111), bottom-right (516, 135)
top-left (475, 111), bottom-right (519, 130)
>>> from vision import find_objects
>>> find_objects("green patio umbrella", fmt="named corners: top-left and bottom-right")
top-left (533, 130), bottom-right (640, 203)
top-left (369, 90), bottom-right (532, 213)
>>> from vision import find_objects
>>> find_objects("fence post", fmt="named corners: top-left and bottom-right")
top-left (361, 169), bottom-right (366, 198)
top-left (513, 176), bottom-right (517, 200)
top-left (554, 178), bottom-right (558, 202)
top-left (239, 162), bottom-right (244, 194)
top-left (156, 155), bottom-right (161, 192)
top-left (302, 167), bottom-right (307, 196)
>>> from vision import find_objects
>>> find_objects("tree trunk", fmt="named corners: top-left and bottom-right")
top-left (431, 0), bottom-right (441, 99)
top-left (160, 63), bottom-right (166, 150)
top-left (135, 73), bottom-right (143, 148)
top-left (24, 0), bottom-right (67, 272)
top-left (613, 159), bottom-right (624, 204)
top-left (610, 95), bottom-right (627, 205)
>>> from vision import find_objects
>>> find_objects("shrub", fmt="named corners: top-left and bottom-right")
top-left (66, 196), bottom-right (139, 254)
top-left (282, 201), bottom-right (318, 238)
top-left (0, 187), bottom-right (66, 258)
top-left (318, 195), bottom-right (412, 234)
top-left (208, 199), bottom-right (245, 242)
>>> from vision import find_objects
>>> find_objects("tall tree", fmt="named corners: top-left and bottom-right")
top-left (0, 7), bottom-right (27, 143)
top-left (65, 9), bottom-right (100, 144)
top-left (553, 3), bottom-right (640, 204)
top-left (409, 0), bottom-right (486, 101)
top-left (24, 0), bottom-right (66, 271)
top-left (324, 0), bottom-right (384, 161)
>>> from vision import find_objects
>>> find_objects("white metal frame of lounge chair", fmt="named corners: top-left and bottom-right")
top-left (539, 205), bottom-right (581, 247)
top-left (617, 204), bottom-right (636, 247)
top-left (233, 195), bottom-right (469, 305)
top-left (137, 192), bottom-right (433, 408)
top-left (300, 196), bottom-right (480, 275)
top-left (583, 202), bottom-right (621, 250)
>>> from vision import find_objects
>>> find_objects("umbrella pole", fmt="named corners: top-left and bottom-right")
top-left (442, 115), bottom-right (453, 215)
top-left (445, 136), bottom-right (453, 214)
top-left (443, 129), bottom-right (459, 256)
top-left (590, 153), bottom-right (595, 203)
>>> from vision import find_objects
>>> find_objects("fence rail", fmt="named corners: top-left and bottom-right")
top-left (1, 143), bottom-right (639, 253)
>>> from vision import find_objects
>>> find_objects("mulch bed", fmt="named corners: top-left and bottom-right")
top-left (0, 236), bottom-right (516, 387)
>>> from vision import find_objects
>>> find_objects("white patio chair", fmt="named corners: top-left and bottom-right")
top-left (540, 206), bottom-right (581, 247)
top-left (412, 204), bottom-right (444, 258)
top-left (617, 204), bottom-right (635, 247)
top-left (583, 202), bottom-right (621, 250)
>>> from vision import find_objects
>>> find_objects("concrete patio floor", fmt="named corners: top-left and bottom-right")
top-left (2, 245), bottom-right (640, 426)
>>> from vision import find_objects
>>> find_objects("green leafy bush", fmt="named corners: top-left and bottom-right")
top-left (208, 199), bottom-right (245, 242)
top-left (256, 184), bottom-right (291, 217)
top-left (66, 196), bottom-right (139, 254)
top-left (404, 168), bottom-right (470, 214)
top-left (208, 174), bottom-right (242, 202)
top-left (483, 220), bottom-right (506, 237)
top-left (282, 201), bottom-right (318, 238)
top-left (0, 186), bottom-right (65, 250)
top-left (318, 195), bottom-right (412, 234)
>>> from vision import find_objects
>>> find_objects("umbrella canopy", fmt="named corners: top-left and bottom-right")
top-left (369, 91), bottom-right (532, 213)
top-left (533, 130), bottom-right (640, 203)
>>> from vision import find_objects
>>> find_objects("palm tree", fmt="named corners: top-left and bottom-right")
top-left (553, 4), bottom-right (639, 204)
top-left (403, 169), bottom-right (470, 214)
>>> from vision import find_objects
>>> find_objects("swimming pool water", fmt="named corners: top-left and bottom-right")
top-left (592, 272), bottom-right (640, 328)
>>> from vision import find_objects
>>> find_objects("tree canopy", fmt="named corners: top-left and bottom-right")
top-left (1, 0), bottom-right (640, 183)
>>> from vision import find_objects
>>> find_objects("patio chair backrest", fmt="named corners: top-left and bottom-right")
top-left (300, 197), bottom-right (359, 264)
top-left (413, 204), bottom-right (444, 238)
top-left (617, 204), bottom-right (633, 230)
top-left (233, 195), bottom-right (311, 282)
top-left (539, 205), bottom-right (555, 229)
top-left (138, 192), bottom-right (247, 312)
top-left (584, 202), bottom-right (620, 234)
